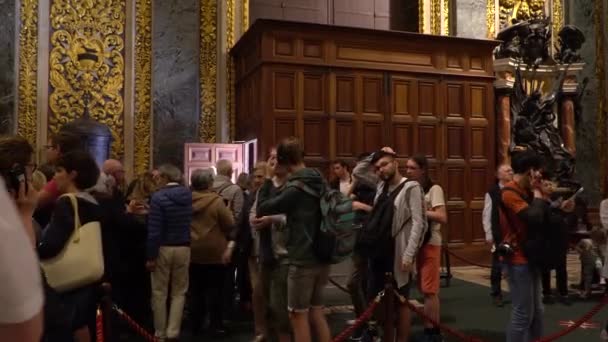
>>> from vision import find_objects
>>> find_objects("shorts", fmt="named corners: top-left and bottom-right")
top-left (417, 244), bottom-right (441, 295)
top-left (287, 264), bottom-right (330, 312)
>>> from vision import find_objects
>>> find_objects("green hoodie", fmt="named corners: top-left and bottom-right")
top-left (257, 167), bottom-right (325, 266)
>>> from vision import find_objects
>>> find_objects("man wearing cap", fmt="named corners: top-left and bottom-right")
top-left (352, 147), bottom-right (428, 342)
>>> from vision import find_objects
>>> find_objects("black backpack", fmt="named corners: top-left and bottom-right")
top-left (499, 186), bottom-right (551, 269)
top-left (357, 180), bottom-right (411, 258)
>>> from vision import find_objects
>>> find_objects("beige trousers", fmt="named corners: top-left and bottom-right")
top-left (150, 246), bottom-right (190, 339)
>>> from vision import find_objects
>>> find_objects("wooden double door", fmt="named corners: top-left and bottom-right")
top-left (263, 66), bottom-right (496, 247)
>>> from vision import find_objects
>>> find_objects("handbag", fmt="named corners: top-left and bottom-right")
top-left (41, 194), bottom-right (105, 292)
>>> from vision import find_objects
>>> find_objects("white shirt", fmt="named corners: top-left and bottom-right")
top-left (0, 180), bottom-right (43, 324)
top-left (482, 183), bottom-right (505, 243)
top-left (425, 185), bottom-right (445, 246)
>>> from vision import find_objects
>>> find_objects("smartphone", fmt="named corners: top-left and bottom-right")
top-left (569, 187), bottom-right (584, 201)
top-left (7, 164), bottom-right (27, 196)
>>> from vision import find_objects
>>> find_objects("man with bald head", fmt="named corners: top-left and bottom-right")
top-left (103, 159), bottom-right (126, 197)
top-left (482, 163), bottom-right (514, 307)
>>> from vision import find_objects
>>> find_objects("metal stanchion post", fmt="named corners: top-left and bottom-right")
top-left (384, 273), bottom-right (395, 342)
top-left (100, 282), bottom-right (113, 341)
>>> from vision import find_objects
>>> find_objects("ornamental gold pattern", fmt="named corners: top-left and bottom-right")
top-left (594, 0), bottom-right (607, 196)
top-left (487, 0), bottom-right (495, 38)
top-left (552, 0), bottom-right (563, 49)
top-left (431, 0), bottom-right (441, 34)
top-left (443, 0), bottom-right (449, 35)
top-left (227, 0), bottom-right (236, 141)
top-left (48, 0), bottom-right (126, 158)
top-left (242, 0), bottom-right (250, 33)
top-left (17, 0), bottom-right (38, 145)
top-left (418, 0), bottom-right (424, 33)
top-left (498, 0), bottom-right (545, 31)
top-left (199, 0), bottom-right (217, 143)
top-left (134, 0), bottom-right (152, 174)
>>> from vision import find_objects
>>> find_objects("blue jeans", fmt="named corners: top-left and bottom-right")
top-left (506, 263), bottom-right (544, 342)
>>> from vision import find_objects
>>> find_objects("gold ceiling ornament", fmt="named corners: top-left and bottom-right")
top-left (227, 0), bottom-right (236, 141)
top-left (431, 0), bottom-right (441, 34)
top-left (498, 0), bottom-right (545, 30)
top-left (17, 0), bottom-right (38, 145)
top-left (419, 0), bottom-right (424, 33)
top-left (48, 0), bottom-right (126, 158)
top-left (199, 0), bottom-right (217, 143)
top-left (134, 0), bottom-right (152, 174)
top-left (242, 0), bottom-right (250, 33)
top-left (443, 0), bottom-right (449, 35)
top-left (487, 0), bottom-right (496, 38)
top-left (594, 0), bottom-right (607, 197)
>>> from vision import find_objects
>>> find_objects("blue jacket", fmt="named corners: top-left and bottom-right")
top-left (147, 184), bottom-right (193, 259)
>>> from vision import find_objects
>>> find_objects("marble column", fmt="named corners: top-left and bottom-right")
top-left (152, 0), bottom-right (200, 168)
top-left (0, 0), bottom-right (16, 134)
top-left (560, 96), bottom-right (576, 156)
top-left (496, 90), bottom-right (511, 165)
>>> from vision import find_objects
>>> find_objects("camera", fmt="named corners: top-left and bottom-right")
top-left (496, 242), bottom-right (515, 257)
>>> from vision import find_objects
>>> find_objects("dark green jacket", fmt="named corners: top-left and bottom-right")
top-left (257, 167), bottom-right (324, 266)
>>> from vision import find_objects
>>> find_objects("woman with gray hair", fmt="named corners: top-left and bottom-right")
top-left (188, 168), bottom-right (235, 336)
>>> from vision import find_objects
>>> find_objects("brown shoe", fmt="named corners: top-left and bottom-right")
top-left (493, 296), bottom-right (504, 307)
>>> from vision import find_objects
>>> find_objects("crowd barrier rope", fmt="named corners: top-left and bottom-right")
top-left (112, 303), bottom-right (160, 342)
top-left (442, 246), bottom-right (493, 269)
top-left (331, 290), bottom-right (385, 342)
top-left (96, 307), bottom-right (104, 342)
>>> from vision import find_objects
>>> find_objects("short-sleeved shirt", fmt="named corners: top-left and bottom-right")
top-left (425, 185), bottom-right (445, 246)
top-left (499, 180), bottom-right (531, 265)
top-left (0, 181), bottom-right (44, 324)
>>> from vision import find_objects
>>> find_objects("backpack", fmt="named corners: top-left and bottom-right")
top-left (498, 186), bottom-right (551, 269)
top-left (289, 180), bottom-right (356, 264)
top-left (357, 180), bottom-right (412, 258)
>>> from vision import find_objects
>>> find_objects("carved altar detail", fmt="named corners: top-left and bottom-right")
top-left (134, 0), bottom-right (152, 174)
top-left (48, 0), bottom-right (126, 158)
top-left (17, 0), bottom-right (39, 146)
top-left (499, 0), bottom-right (545, 30)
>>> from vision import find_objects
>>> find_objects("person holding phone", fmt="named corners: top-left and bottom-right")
top-left (0, 136), bottom-right (44, 342)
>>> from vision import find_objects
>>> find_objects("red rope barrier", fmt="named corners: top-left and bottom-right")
top-left (394, 290), bottom-right (486, 342)
top-left (113, 304), bottom-right (159, 342)
top-left (443, 247), bottom-right (493, 268)
top-left (331, 290), bottom-right (384, 342)
top-left (96, 307), bottom-right (104, 342)
top-left (534, 295), bottom-right (608, 342)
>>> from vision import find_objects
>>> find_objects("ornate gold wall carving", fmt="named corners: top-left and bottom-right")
top-left (17, 0), bottom-right (38, 145)
top-left (431, 0), bottom-right (441, 34)
top-left (498, 0), bottom-right (545, 30)
top-left (200, 0), bottom-right (217, 143)
top-left (48, 0), bottom-right (126, 158)
top-left (242, 0), bottom-right (249, 33)
top-left (419, 0), bottom-right (424, 33)
top-left (443, 0), bottom-right (449, 35)
top-left (227, 0), bottom-right (236, 140)
top-left (552, 0), bottom-right (563, 44)
top-left (487, 0), bottom-right (496, 38)
top-left (134, 0), bottom-right (152, 174)
top-left (594, 0), bottom-right (607, 196)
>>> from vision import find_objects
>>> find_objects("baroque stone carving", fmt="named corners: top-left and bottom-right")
top-left (134, 0), bottom-right (152, 174)
top-left (227, 0), bottom-right (236, 140)
top-left (495, 18), bottom-right (552, 67)
top-left (48, 0), bottom-right (126, 158)
top-left (499, 0), bottom-right (545, 30)
top-left (200, 0), bottom-right (217, 143)
top-left (17, 0), bottom-right (38, 145)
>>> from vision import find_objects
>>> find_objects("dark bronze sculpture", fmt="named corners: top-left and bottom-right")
top-left (554, 25), bottom-right (585, 64)
top-left (510, 67), bottom-right (577, 185)
top-left (495, 18), bottom-right (552, 68)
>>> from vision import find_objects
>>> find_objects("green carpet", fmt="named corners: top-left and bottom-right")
top-left (136, 278), bottom-right (608, 341)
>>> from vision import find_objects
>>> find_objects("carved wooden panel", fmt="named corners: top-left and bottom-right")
top-left (273, 71), bottom-right (296, 111)
top-left (393, 124), bottom-right (412, 158)
top-left (275, 37), bottom-right (295, 57)
top-left (336, 120), bottom-right (356, 157)
top-left (274, 119), bottom-right (296, 141)
top-left (303, 118), bottom-right (328, 158)
top-left (447, 84), bottom-right (464, 117)
top-left (447, 209), bottom-right (465, 243)
top-left (363, 122), bottom-right (382, 153)
top-left (470, 85), bottom-right (486, 118)
top-left (392, 80), bottom-right (412, 116)
top-left (471, 127), bottom-right (487, 159)
top-left (471, 209), bottom-right (485, 241)
top-left (303, 72), bottom-right (325, 112)
top-left (303, 40), bottom-right (323, 59)
top-left (446, 167), bottom-right (465, 201)
top-left (419, 124), bottom-right (439, 159)
top-left (447, 126), bottom-right (465, 159)
top-left (471, 167), bottom-right (488, 201)
top-left (418, 81), bottom-right (437, 116)
top-left (362, 76), bottom-right (383, 114)
top-left (336, 76), bottom-right (356, 114)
